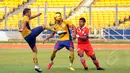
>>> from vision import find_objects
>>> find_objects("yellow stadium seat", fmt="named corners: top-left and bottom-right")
top-left (92, 0), bottom-right (130, 7)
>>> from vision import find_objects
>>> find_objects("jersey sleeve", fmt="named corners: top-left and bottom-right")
top-left (22, 16), bottom-right (29, 23)
top-left (64, 20), bottom-right (72, 26)
top-left (84, 27), bottom-right (89, 36)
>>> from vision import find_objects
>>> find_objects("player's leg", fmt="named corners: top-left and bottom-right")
top-left (84, 44), bottom-right (104, 70)
top-left (31, 26), bottom-right (44, 38)
top-left (32, 45), bottom-right (42, 72)
top-left (47, 41), bottom-right (63, 70)
top-left (42, 24), bottom-right (56, 32)
top-left (25, 38), bottom-right (42, 72)
top-left (66, 40), bottom-right (75, 71)
top-left (50, 49), bottom-right (58, 62)
top-left (78, 51), bottom-right (88, 70)
top-left (47, 49), bottom-right (58, 70)
top-left (77, 44), bottom-right (88, 70)
top-left (90, 54), bottom-right (105, 70)
top-left (68, 47), bottom-right (75, 71)
top-left (31, 25), bottom-right (55, 38)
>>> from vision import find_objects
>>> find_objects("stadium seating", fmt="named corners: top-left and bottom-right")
top-left (69, 10), bottom-right (130, 27)
top-left (0, 0), bottom-right (82, 30)
top-left (92, 0), bottom-right (130, 7)
top-left (0, 0), bottom-right (27, 8)
top-left (29, 0), bottom-right (82, 7)
top-left (118, 21), bottom-right (130, 29)
top-left (0, 0), bottom-right (130, 30)
top-left (0, 0), bottom-right (28, 30)
top-left (1, 10), bottom-right (130, 30)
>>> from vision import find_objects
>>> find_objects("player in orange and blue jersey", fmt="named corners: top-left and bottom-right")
top-left (43, 12), bottom-right (76, 71)
top-left (19, 8), bottom-right (55, 72)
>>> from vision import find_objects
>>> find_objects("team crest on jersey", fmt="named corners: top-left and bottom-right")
top-left (82, 31), bottom-right (84, 34)
top-left (61, 23), bottom-right (66, 28)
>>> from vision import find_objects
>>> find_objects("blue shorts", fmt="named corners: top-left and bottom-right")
top-left (24, 26), bottom-right (43, 49)
top-left (54, 40), bottom-right (74, 50)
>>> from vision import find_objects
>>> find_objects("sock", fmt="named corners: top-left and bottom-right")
top-left (50, 52), bottom-right (56, 62)
top-left (69, 63), bottom-right (72, 67)
top-left (35, 65), bottom-right (39, 68)
top-left (69, 51), bottom-right (74, 66)
top-left (33, 52), bottom-right (38, 66)
top-left (50, 61), bottom-right (53, 64)
top-left (80, 57), bottom-right (87, 68)
top-left (46, 26), bottom-right (56, 32)
top-left (93, 60), bottom-right (100, 68)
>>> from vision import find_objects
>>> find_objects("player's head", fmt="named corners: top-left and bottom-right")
top-left (23, 8), bottom-right (31, 17)
top-left (54, 12), bottom-right (62, 21)
top-left (79, 17), bottom-right (86, 27)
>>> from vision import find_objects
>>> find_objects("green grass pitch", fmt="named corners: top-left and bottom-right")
top-left (0, 48), bottom-right (130, 73)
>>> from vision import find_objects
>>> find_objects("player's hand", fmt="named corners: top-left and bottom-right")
top-left (76, 35), bottom-right (80, 38)
top-left (73, 36), bottom-right (76, 40)
top-left (72, 34), bottom-right (76, 40)
top-left (37, 13), bottom-right (42, 16)
top-left (19, 29), bottom-right (23, 32)
top-left (43, 39), bottom-right (46, 44)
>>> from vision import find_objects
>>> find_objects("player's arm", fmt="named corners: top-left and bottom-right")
top-left (76, 28), bottom-right (89, 40)
top-left (43, 32), bottom-right (56, 43)
top-left (72, 25), bottom-right (76, 40)
top-left (19, 21), bottom-right (27, 32)
top-left (92, 0), bottom-right (98, 4)
top-left (76, 34), bottom-right (88, 40)
top-left (29, 13), bottom-right (42, 20)
top-left (65, 20), bottom-right (76, 39)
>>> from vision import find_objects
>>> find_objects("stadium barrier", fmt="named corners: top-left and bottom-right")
top-left (1, 26), bottom-right (130, 41)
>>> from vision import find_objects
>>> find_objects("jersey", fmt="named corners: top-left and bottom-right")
top-left (20, 16), bottom-right (31, 38)
top-left (76, 26), bottom-right (90, 44)
top-left (53, 20), bottom-right (72, 41)
top-left (76, 26), bottom-right (94, 56)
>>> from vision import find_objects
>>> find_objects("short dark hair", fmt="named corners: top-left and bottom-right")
top-left (23, 8), bottom-right (30, 15)
top-left (79, 17), bottom-right (86, 23)
top-left (55, 12), bottom-right (61, 15)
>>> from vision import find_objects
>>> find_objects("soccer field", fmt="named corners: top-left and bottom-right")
top-left (0, 49), bottom-right (130, 73)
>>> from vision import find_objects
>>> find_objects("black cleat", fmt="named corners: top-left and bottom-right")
top-left (35, 68), bottom-right (42, 73)
top-left (97, 67), bottom-right (105, 70)
top-left (84, 67), bottom-right (88, 70)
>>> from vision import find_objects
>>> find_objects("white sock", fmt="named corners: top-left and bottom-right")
top-left (50, 61), bottom-right (53, 64)
top-left (35, 65), bottom-right (40, 68)
top-left (69, 63), bottom-right (72, 67)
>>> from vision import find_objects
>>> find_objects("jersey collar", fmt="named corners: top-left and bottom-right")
top-left (80, 26), bottom-right (85, 30)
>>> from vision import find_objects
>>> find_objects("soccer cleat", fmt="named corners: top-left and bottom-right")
top-left (34, 66), bottom-right (42, 72)
top-left (68, 66), bottom-right (75, 71)
top-left (84, 67), bottom-right (88, 70)
top-left (97, 67), bottom-right (105, 70)
top-left (47, 62), bottom-right (53, 70)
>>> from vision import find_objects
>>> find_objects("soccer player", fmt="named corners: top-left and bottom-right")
top-left (75, 17), bottom-right (104, 70)
top-left (19, 8), bottom-right (55, 72)
top-left (43, 12), bottom-right (76, 71)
